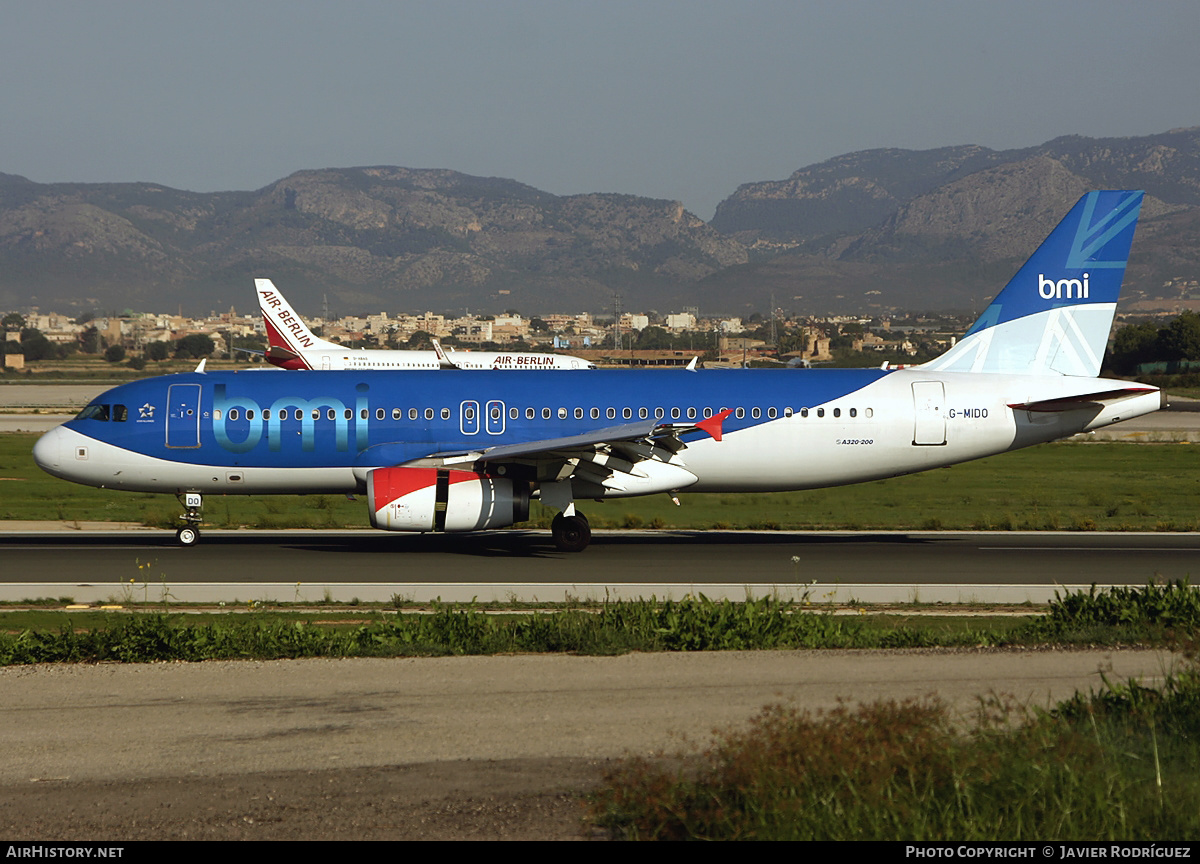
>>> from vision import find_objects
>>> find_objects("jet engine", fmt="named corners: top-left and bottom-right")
top-left (367, 466), bottom-right (530, 532)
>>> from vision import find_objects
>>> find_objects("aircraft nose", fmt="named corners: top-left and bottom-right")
top-left (32, 425), bottom-right (68, 475)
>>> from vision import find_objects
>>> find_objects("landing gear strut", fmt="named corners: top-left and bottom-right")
top-left (551, 511), bottom-right (590, 553)
top-left (176, 492), bottom-right (203, 547)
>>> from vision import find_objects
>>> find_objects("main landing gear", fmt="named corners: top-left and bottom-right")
top-left (551, 511), bottom-right (590, 553)
top-left (176, 492), bottom-right (203, 547)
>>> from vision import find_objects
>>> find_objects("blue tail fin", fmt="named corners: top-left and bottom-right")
top-left (923, 190), bottom-right (1143, 377)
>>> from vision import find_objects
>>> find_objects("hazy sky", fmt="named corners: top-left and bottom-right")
top-left (3, 1), bottom-right (1197, 219)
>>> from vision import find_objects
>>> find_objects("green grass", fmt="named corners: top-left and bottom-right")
top-left (4, 433), bottom-right (1200, 531)
top-left (0, 582), bottom-right (1195, 664)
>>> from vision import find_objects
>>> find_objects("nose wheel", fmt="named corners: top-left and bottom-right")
top-left (176, 492), bottom-right (203, 547)
top-left (551, 511), bottom-right (591, 552)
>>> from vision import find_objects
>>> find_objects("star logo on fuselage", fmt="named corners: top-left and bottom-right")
top-left (139, 403), bottom-right (155, 419)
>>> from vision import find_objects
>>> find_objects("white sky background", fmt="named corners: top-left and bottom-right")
top-left (2, 0), bottom-right (1197, 220)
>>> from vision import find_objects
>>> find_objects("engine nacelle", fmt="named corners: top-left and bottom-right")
top-left (367, 466), bottom-right (530, 532)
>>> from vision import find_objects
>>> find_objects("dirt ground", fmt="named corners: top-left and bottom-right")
top-left (0, 650), bottom-right (1178, 841)
top-left (2, 758), bottom-right (607, 841)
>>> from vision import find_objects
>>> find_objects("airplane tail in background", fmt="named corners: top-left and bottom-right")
top-left (255, 278), bottom-right (341, 369)
top-left (921, 190), bottom-right (1143, 377)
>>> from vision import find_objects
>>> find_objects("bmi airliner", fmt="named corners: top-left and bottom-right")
top-left (33, 191), bottom-right (1160, 551)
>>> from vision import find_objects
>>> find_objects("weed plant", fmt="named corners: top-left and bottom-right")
top-left (1015, 579), bottom-right (1200, 644)
top-left (588, 650), bottom-right (1200, 840)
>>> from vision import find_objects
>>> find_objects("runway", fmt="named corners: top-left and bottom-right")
top-left (0, 528), bottom-right (1195, 604)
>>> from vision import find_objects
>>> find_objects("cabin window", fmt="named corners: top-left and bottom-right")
top-left (542, 407), bottom-right (552, 420)
top-left (591, 407), bottom-right (600, 419)
top-left (229, 409), bottom-right (239, 421)
top-left (510, 407), bottom-right (518, 420)
top-left (213, 409), bottom-right (222, 420)
top-left (866, 408), bottom-right (874, 418)
top-left (464, 406), bottom-right (475, 421)
top-left (686, 407), bottom-right (696, 420)
top-left (375, 408), bottom-right (385, 420)
top-left (558, 407), bottom-right (567, 419)
top-left (817, 408), bottom-right (825, 418)
top-left (751, 407), bottom-right (760, 419)
top-left (344, 409), bottom-right (352, 420)
top-left (655, 407), bottom-right (664, 419)
top-left (735, 407), bottom-right (745, 419)
top-left (623, 407), bottom-right (632, 419)
top-left (574, 407), bottom-right (584, 419)
top-left (392, 408), bottom-right (402, 420)
top-left (409, 408), bottom-right (418, 420)
top-left (492, 406), bottom-right (502, 420)
top-left (607, 407), bottom-right (617, 419)
top-left (849, 408), bottom-right (857, 418)
top-left (360, 409), bottom-right (368, 420)
top-left (833, 408), bottom-right (841, 418)
top-left (800, 408), bottom-right (808, 418)
top-left (767, 407), bottom-right (777, 419)
top-left (294, 409), bottom-right (304, 421)
top-left (784, 407), bottom-right (793, 418)
top-left (441, 408), bottom-right (450, 420)
top-left (526, 407), bottom-right (535, 420)
top-left (424, 408), bottom-right (434, 420)
top-left (639, 407), bottom-right (648, 419)
top-left (671, 407), bottom-right (680, 420)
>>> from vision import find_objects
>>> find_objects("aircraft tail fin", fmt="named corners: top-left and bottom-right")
top-left (254, 279), bottom-right (341, 369)
top-left (921, 190), bottom-right (1143, 377)
top-left (430, 338), bottom-right (460, 369)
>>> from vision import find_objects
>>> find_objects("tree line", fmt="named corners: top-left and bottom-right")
top-left (1107, 312), bottom-right (1200, 375)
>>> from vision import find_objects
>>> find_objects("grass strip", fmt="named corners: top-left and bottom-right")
top-left (1, 582), bottom-right (1197, 665)
top-left (4, 434), bottom-right (1200, 531)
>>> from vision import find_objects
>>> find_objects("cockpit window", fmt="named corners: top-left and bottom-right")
top-left (76, 404), bottom-right (110, 421)
top-left (113, 404), bottom-right (128, 422)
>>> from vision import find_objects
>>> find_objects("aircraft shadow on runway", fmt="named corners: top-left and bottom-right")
top-left (0, 530), bottom-right (942, 560)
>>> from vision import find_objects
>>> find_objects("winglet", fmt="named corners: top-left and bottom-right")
top-left (695, 408), bottom-right (733, 442)
top-left (686, 356), bottom-right (698, 372)
top-left (194, 358), bottom-right (207, 373)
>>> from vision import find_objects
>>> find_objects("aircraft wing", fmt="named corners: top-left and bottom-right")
top-left (410, 409), bottom-right (735, 499)
top-left (463, 419), bottom-right (657, 462)
top-left (425, 409), bottom-right (734, 463)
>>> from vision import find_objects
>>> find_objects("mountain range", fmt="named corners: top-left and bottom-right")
top-left (1, 127), bottom-right (1197, 318)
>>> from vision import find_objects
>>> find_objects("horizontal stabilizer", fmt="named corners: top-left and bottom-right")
top-left (266, 345), bottom-right (301, 361)
top-left (1008, 387), bottom-right (1158, 413)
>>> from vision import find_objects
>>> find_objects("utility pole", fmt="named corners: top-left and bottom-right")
top-left (613, 294), bottom-right (622, 353)
top-left (770, 292), bottom-right (777, 347)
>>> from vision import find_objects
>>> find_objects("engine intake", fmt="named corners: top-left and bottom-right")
top-left (367, 466), bottom-right (530, 532)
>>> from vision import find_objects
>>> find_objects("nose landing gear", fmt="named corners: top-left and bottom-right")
top-left (176, 492), bottom-right (203, 547)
